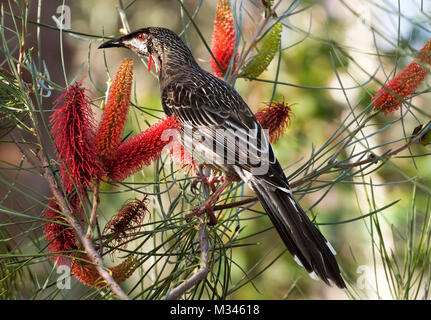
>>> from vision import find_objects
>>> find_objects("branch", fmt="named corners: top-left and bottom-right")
top-left (213, 197), bottom-right (257, 211)
top-left (165, 217), bottom-right (209, 300)
top-left (86, 180), bottom-right (100, 238)
top-left (165, 167), bottom-right (212, 300)
top-left (334, 121), bottom-right (431, 169)
top-left (10, 132), bottom-right (131, 300)
top-left (117, 0), bottom-right (131, 34)
top-left (327, 111), bottom-right (377, 165)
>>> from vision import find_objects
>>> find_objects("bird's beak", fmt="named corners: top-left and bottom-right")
top-left (98, 37), bottom-right (125, 49)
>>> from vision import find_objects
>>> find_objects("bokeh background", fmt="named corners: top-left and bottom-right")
top-left (1, 0), bottom-right (431, 300)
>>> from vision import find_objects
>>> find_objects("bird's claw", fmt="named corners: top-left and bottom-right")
top-left (190, 174), bottom-right (224, 194)
top-left (186, 205), bottom-right (218, 226)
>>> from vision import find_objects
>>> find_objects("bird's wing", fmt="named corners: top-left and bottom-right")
top-left (161, 72), bottom-right (286, 185)
top-left (162, 72), bottom-right (346, 288)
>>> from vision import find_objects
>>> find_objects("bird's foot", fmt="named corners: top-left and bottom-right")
top-left (187, 178), bottom-right (231, 226)
top-left (191, 173), bottom-right (224, 194)
top-left (186, 204), bottom-right (218, 226)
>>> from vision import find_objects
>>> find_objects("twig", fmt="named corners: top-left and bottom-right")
top-left (10, 132), bottom-right (131, 300)
top-left (213, 197), bottom-right (257, 211)
top-left (17, 0), bottom-right (29, 79)
top-left (231, 0), bottom-right (282, 80)
top-left (86, 180), bottom-right (100, 238)
top-left (165, 216), bottom-right (209, 300)
top-left (315, 200), bottom-right (400, 225)
top-left (165, 167), bottom-right (211, 299)
top-left (292, 123), bottom-right (430, 181)
top-left (117, 1), bottom-right (131, 34)
top-left (327, 111), bottom-right (377, 165)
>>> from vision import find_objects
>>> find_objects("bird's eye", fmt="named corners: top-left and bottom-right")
top-left (137, 33), bottom-right (145, 41)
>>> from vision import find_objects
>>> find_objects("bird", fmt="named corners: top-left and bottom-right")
top-left (99, 26), bottom-right (346, 288)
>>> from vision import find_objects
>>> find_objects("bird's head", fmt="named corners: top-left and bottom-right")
top-left (98, 27), bottom-right (197, 75)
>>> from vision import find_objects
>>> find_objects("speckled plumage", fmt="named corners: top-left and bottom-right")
top-left (99, 27), bottom-right (345, 288)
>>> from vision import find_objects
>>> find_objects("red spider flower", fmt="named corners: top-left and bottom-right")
top-left (95, 58), bottom-right (134, 160)
top-left (43, 197), bottom-right (80, 266)
top-left (372, 37), bottom-right (431, 114)
top-left (50, 83), bottom-right (103, 193)
top-left (210, 0), bottom-right (238, 77)
top-left (372, 61), bottom-right (427, 113)
top-left (103, 197), bottom-right (149, 250)
top-left (104, 115), bottom-right (181, 182)
top-left (255, 99), bottom-right (293, 143)
top-left (418, 38), bottom-right (431, 65)
top-left (71, 253), bottom-right (139, 288)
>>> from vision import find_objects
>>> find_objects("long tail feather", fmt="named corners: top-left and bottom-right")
top-left (237, 168), bottom-right (346, 288)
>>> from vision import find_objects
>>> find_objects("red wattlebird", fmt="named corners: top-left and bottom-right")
top-left (99, 27), bottom-right (346, 288)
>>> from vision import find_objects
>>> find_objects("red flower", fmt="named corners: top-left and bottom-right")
top-left (210, 0), bottom-right (238, 77)
top-left (95, 58), bottom-right (134, 160)
top-left (104, 115), bottom-right (181, 182)
top-left (43, 197), bottom-right (80, 266)
top-left (70, 254), bottom-right (102, 288)
top-left (372, 62), bottom-right (427, 113)
top-left (50, 83), bottom-right (103, 193)
top-left (373, 37), bottom-right (431, 114)
top-left (255, 99), bottom-right (293, 143)
top-left (71, 253), bottom-right (139, 288)
top-left (103, 197), bottom-right (149, 250)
